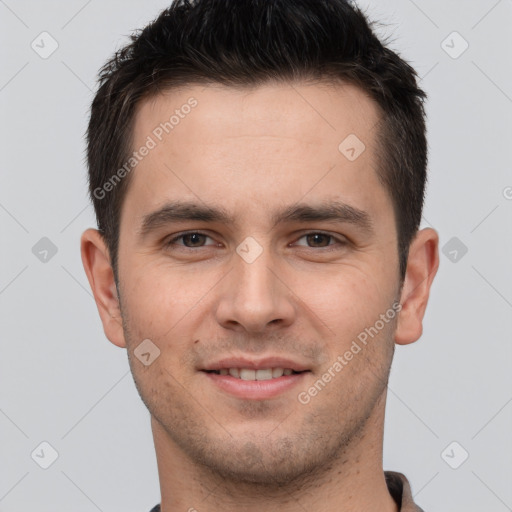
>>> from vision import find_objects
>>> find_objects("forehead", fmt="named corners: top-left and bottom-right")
top-left (124, 81), bottom-right (389, 225)
top-left (134, 80), bottom-right (381, 148)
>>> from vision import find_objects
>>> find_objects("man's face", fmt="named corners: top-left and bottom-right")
top-left (116, 82), bottom-right (402, 483)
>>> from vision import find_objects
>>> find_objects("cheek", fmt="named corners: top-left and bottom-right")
top-left (295, 260), bottom-right (394, 318)
top-left (288, 263), bottom-right (398, 360)
top-left (120, 260), bottom-right (226, 342)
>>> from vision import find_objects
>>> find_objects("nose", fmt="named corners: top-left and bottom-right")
top-left (214, 243), bottom-right (296, 333)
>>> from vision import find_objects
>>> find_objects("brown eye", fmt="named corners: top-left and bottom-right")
top-left (294, 232), bottom-right (344, 249)
top-left (305, 233), bottom-right (332, 247)
top-left (180, 233), bottom-right (207, 247)
top-left (166, 232), bottom-right (215, 248)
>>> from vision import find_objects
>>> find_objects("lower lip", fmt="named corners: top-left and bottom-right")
top-left (202, 371), bottom-right (309, 400)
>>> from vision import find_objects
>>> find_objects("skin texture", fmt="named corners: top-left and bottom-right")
top-left (81, 81), bottom-right (439, 512)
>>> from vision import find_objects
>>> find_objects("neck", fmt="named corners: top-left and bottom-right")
top-left (152, 392), bottom-right (398, 512)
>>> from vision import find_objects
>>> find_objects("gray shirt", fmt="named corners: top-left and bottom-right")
top-left (385, 471), bottom-right (425, 511)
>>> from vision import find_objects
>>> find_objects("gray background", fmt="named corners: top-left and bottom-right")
top-left (1, 0), bottom-right (511, 510)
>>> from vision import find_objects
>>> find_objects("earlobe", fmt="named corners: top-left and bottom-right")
top-left (394, 228), bottom-right (439, 345)
top-left (80, 228), bottom-right (127, 348)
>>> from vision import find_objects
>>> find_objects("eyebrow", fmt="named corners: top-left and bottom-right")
top-left (138, 199), bottom-right (374, 238)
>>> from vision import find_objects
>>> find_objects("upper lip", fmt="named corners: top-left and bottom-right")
top-left (201, 356), bottom-right (310, 372)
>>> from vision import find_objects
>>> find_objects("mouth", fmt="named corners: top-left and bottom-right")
top-left (200, 359), bottom-right (311, 400)
top-left (203, 367), bottom-right (304, 380)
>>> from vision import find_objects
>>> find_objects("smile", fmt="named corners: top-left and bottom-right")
top-left (202, 369), bottom-right (310, 400)
top-left (205, 368), bottom-right (302, 380)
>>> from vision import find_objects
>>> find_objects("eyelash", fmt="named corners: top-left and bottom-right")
top-left (164, 231), bottom-right (347, 252)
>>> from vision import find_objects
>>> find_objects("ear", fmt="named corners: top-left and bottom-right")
top-left (81, 228), bottom-right (127, 348)
top-left (395, 227), bottom-right (439, 345)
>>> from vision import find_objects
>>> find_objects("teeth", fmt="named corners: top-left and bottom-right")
top-left (256, 369), bottom-right (273, 380)
top-left (216, 368), bottom-right (297, 380)
top-left (272, 367), bottom-right (284, 378)
top-left (240, 369), bottom-right (256, 380)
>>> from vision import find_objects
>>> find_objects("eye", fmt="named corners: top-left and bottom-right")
top-left (165, 231), bottom-right (217, 248)
top-left (164, 231), bottom-right (347, 252)
top-left (292, 232), bottom-right (346, 249)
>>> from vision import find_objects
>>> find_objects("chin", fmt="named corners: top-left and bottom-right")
top-left (184, 432), bottom-right (343, 489)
